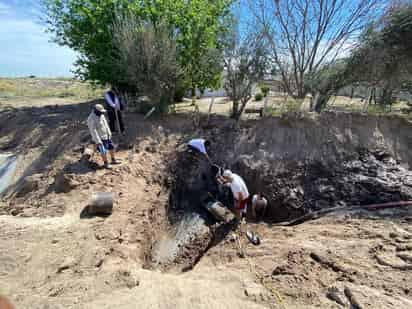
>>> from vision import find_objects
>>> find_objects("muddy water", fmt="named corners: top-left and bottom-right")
top-left (151, 214), bottom-right (210, 269)
top-left (0, 154), bottom-right (17, 195)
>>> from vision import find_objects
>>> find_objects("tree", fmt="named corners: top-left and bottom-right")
top-left (110, 13), bottom-right (179, 113)
top-left (248, 0), bottom-right (384, 99)
top-left (223, 21), bottom-right (268, 120)
top-left (305, 60), bottom-right (350, 112)
top-left (44, 0), bottom-right (232, 95)
top-left (382, 2), bottom-right (412, 54)
top-left (173, 0), bottom-right (232, 94)
top-left (348, 3), bottom-right (412, 106)
top-left (43, 0), bottom-right (130, 85)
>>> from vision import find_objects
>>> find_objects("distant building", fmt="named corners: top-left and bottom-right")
top-left (193, 88), bottom-right (226, 98)
top-left (259, 75), bottom-right (284, 93)
top-left (189, 75), bottom-right (286, 98)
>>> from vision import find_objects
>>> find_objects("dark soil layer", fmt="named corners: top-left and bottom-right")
top-left (234, 149), bottom-right (412, 222)
top-left (149, 112), bottom-right (412, 270)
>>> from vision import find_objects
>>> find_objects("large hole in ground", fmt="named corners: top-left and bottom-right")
top-left (146, 149), bottom-right (235, 272)
top-left (145, 143), bottom-right (412, 272)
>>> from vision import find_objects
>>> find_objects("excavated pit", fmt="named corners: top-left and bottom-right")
top-left (147, 149), bottom-right (235, 272)
top-left (147, 112), bottom-right (412, 272)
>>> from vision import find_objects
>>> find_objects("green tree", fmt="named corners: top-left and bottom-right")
top-left (173, 0), bottom-right (232, 93)
top-left (348, 3), bottom-right (412, 106)
top-left (44, 0), bottom-right (232, 96)
top-left (111, 13), bottom-right (179, 113)
top-left (306, 60), bottom-right (351, 112)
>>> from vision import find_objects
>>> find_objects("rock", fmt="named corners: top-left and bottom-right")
top-left (53, 173), bottom-right (79, 193)
top-left (9, 204), bottom-right (24, 216)
top-left (19, 208), bottom-right (36, 217)
top-left (326, 286), bottom-right (349, 307)
top-left (397, 252), bottom-right (412, 263)
top-left (15, 174), bottom-right (42, 197)
top-left (389, 232), bottom-right (398, 238)
top-left (204, 201), bottom-right (235, 222)
top-left (57, 257), bottom-right (77, 273)
top-left (375, 253), bottom-right (412, 270)
top-left (112, 269), bottom-right (139, 289)
top-left (145, 145), bottom-right (156, 153)
top-left (80, 147), bottom-right (94, 162)
top-left (272, 265), bottom-right (294, 276)
top-left (243, 280), bottom-right (269, 301)
top-left (95, 258), bottom-right (104, 268)
top-left (343, 283), bottom-right (412, 309)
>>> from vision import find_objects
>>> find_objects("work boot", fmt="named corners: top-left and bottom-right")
top-left (104, 162), bottom-right (112, 169)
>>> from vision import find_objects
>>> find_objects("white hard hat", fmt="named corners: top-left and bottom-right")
top-left (223, 170), bottom-right (233, 178)
top-left (95, 104), bottom-right (107, 113)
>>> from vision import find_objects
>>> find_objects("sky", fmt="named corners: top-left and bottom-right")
top-left (0, 0), bottom-right (77, 77)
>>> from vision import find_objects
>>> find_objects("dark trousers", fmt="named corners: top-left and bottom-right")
top-left (107, 109), bottom-right (125, 133)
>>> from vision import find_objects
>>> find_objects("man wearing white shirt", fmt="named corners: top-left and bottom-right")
top-left (104, 88), bottom-right (125, 134)
top-left (217, 170), bottom-right (250, 221)
top-left (87, 104), bottom-right (119, 169)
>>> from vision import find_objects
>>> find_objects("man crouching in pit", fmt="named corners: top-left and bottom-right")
top-left (217, 170), bottom-right (250, 225)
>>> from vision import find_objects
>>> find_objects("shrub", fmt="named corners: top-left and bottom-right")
top-left (44, 0), bottom-right (231, 94)
top-left (111, 14), bottom-right (179, 113)
top-left (255, 93), bottom-right (263, 101)
top-left (173, 80), bottom-right (188, 103)
top-left (261, 86), bottom-right (270, 97)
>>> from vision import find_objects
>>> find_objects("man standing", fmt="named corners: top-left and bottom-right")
top-left (218, 170), bottom-right (250, 221)
top-left (87, 104), bottom-right (119, 169)
top-left (104, 88), bottom-right (125, 134)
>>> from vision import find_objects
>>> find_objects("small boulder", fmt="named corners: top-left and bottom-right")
top-left (57, 257), bottom-right (77, 273)
top-left (15, 174), bottom-right (42, 197)
top-left (53, 173), bottom-right (79, 193)
top-left (243, 280), bottom-right (269, 302)
top-left (112, 269), bottom-right (139, 289)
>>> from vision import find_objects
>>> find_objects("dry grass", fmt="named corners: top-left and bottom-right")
top-left (0, 78), bottom-right (104, 99)
top-left (1, 78), bottom-right (410, 119)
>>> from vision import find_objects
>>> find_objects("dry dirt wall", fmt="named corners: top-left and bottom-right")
top-left (214, 112), bottom-right (412, 167)
top-left (201, 112), bottom-right (412, 221)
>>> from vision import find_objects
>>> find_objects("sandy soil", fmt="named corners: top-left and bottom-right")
top-left (0, 97), bottom-right (412, 308)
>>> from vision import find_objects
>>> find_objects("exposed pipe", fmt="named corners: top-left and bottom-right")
top-left (276, 200), bottom-right (412, 226)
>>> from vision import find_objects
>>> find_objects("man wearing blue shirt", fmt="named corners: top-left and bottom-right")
top-left (188, 138), bottom-right (211, 162)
